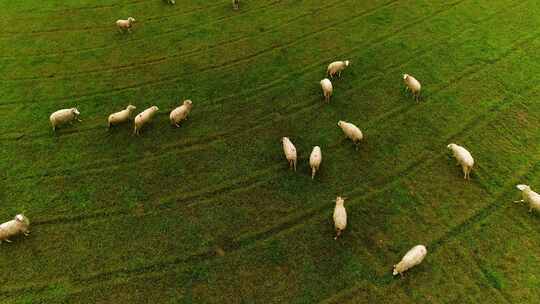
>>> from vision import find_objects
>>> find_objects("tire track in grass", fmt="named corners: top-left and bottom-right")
top-left (0, 0), bottom-right (348, 80)
top-left (0, 0), bottom-right (280, 36)
top-left (0, 0), bottom-right (331, 59)
top-left (2, 85), bottom-right (533, 295)
top-left (0, 0), bottom-right (358, 80)
top-left (2, 4), bottom-right (531, 181)
top-left (320, 103), bottom-right (540, 304)
top-left (0, 0), bottom-right (472, 110)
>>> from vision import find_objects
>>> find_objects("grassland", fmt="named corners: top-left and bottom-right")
top-left (1, 0), bottom-right (540, 302)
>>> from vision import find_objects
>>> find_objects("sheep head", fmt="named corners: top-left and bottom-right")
top-left (72, 108), bottom-right (80, 116)
top-left (183, 100), bottom-right (193, 106)
top-left (344, 60), bottom-right (350, 66)
top-left (127, 105), bottom-right (137, 111)
top-left (151, 106), bottom-right (159, 111)
top-left (128, 17), bottom-right (135, 23)
top-left (403, 74), bottom-right (409, 80)
top-left (447, 143), bottom-right (456, 150)
top-left (517, 184), bottom-right (531, 192)
top-left (335, 196), bottom-right (345, 206)
top-left (337, 121), bottom-right (344, 127)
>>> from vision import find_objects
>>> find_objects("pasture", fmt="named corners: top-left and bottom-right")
top-left (1, 0), bottom-right (540, 302)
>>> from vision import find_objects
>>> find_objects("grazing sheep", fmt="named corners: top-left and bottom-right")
top-left (515, 185), bottom-right (540, 213)
top-left (320, 78), bottom-right (333, 103)
top-left (170, 100), bottom-right (193, 127)
top-left (50, 108), bottom-right (81, 131)
top-left (232, 0), bottom-right (240, 10)
top-left (165, 0), bottom-right (175, 4)
top-left (337, 121), bottom-right (363, 149)
top-left (403, 74), bottom-right (421, 101)
top-left (393, 245), bottom-right (427, 277)
top-left (281, 137), bottom-right (297, 171)
top-left (333, 196), bottom-right (347, 240)
top-left (116, 17), bottom-right (135, 33)
top-left (133, 106), bottom-right (159, 135)
top-left (309, 146), bottom-right (322, 179)
top-left (327, 60), bottom-right (350, 78)
top-left (447, 143), bottom-right (474, 180)
top-left (108, 105), bottom-right (136, 128)
top-left (0, 214), bottom-right (30, 243)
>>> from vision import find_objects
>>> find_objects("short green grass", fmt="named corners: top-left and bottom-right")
top-left (1, 0), bottom-right (540, 302)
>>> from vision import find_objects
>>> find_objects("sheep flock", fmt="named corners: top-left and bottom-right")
top-left (6, 1), bottom-right (538, 290)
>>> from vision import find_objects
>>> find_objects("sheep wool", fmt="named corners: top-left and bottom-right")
top-left (403, 74), bottom-right (421, 101)
top-left (108, 105), bottom-right (136, 128)
top-left (393, 245), bottom-right (427, 276)
top-left (515, 185), bottom-right (540, 213)
top-left (133, 106), bottom-right (159, 135)
top-left (281, 137), bottom-right (297, 171)
top-left (309, 146), bottom-right (322, 179)
top-left (50, 108), bottom-right (81, 131)
top-left (333, 196), bottom-right (347, 239)
top-left (320, 78), bottom-right (333, 103)
top-left (327, 60), bottom-right (350, 78)
top-left (447, 143), bottom-right (474, 180)
top-left (337, 121), bottom-right (363, 149)
top-left (170, 100), bottom-right (193, 127)
top-left (116, 17), bottom-right (135, 32)
top-left (0, 214), bottom-right (30, 243)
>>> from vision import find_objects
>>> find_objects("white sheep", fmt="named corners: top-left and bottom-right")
top-left (116, 17), bottom-right (135, 33)
top-left (169, 100), bottom-right (193, 127)
top-left (514, 185), bottom-right (540, 213)
top-left (108, 105), bottom-right (136, 128)
top-left (165, 0), bottom-right (176, 4)
top-left (333, 196), bottom-right (347, 240)
top-left (281, 137), bottom-right (297, 171)
top-left (133, 106), bottom-right (159, 135)
top-left (232, 0), bottom-right (240, 10)
top-left (337, 120), bottom-right (363, 149)
top-left (447, 143), bottom-right (474, 180)
top-left (0, 214), bottom-right (30, 243)
top-left (320, 78), bottom-right (333, 103)
top-left (309, 146), bottom-right (322, 179)
top-left (50, 108), bottom-right (81, 131)
top-left (327, 60), bottom-right (350, 78)
top-left (403, 74), bottom-right (421, 101)
top-left (393, 245), bottom-right (427, 277)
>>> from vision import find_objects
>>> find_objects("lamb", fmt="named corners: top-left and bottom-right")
top-left (393, 245), bottom-right (427, 277)
top-left (514, 185), bottom-right (540, 213)
top-left (281, 137), bottom-right (297, 171)
top-left (403, 74), bottom-right (421, 101)
top-left (320, 78), bottom-right (333, 103)
top-left (108, 105), bottom-right (136, 128)
top-left (447, 143), bottom-right (474, 180)
top-left (0, 214), bottom-right (30, 243)
top-left (116, 17), bottom-right (135, 33)
top-left (327, 60), bottom-right (350, 78)
top-left (50, 108), bottom-right (81, 131)
top-left (169, 100), bottom-right (193, 127)
top-left (337, 121), bottom-right (363, 149)
top-left (333, 196), bottom-right (347, 240)
top-left (309, 146), bottom-right (322, 179)
top-left (232, 0), bottom-right (240, 10)
top-left (133, 106), bottom-right (159, 135)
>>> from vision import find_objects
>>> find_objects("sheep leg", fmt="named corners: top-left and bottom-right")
top-left (24, 231), bottom-right (30, 236)
top-left (293, 160), bottom-right (297, 172)
top-left (175, 123), bottom-right (181, 128)
top-left (529, 207), bottom-right (533, 212)
top-left (514, 200), bottom-right (524, 203)
top-left (4, 239), bottom-right (12, 243)
top-left (334, 229), bottom-right (342, 240)
top-left (311, 168), bottom-right (316, 179)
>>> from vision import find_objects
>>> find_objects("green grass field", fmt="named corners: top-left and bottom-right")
top-left (2, 0), bottom-right (540, 302)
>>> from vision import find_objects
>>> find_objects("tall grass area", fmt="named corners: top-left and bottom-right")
top-left (1, 0), bottom-right (540, 302)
